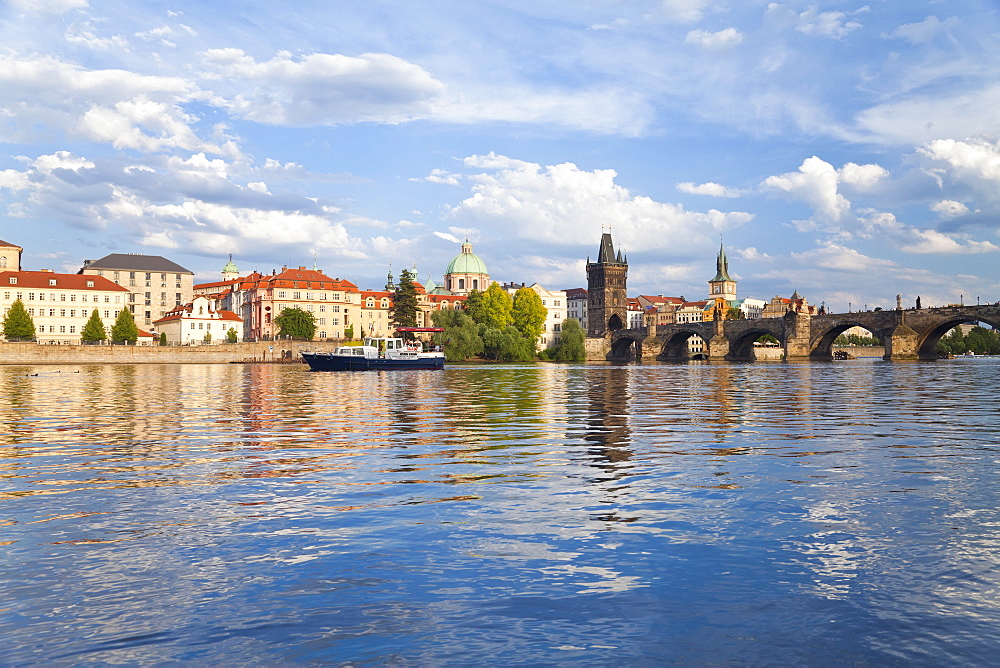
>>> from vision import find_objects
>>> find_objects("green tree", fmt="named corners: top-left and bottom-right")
top-left (344, 323), bottom-right (355, 340)
top-left (511, 287), bottom-right (547, 343)
top-left (226, 327), bottom-right (238, 343)
top-left (463, 288), bottom-right (484, 322)
top-left (110, 308), bottom-right (138, 344)
top-left (726, 306), bottom-right (744, 320)
top-left (203, 331), bottom-right (212, 343)
top-left (475, 282), bottom-right (513, 330)
top-left (80, 309), bottom-right (106, 343)
top-left (2, 299), bottom-right (35, 341)
top-left (275, 306), bottom-right (316, 340)
top-left (554, 318), bottom-right (586, 362)
top-left (159, 332), bottom-right (167, 346)
top-left (390, 268), bottom-right (419, 332)
top-left (480, 325), bottom-right (535, 362)
top-left (431, 309), bottom-right (484, 361)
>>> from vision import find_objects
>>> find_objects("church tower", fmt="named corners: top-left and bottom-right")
top-left (708, 241), bottom-right (736, 302)
top-left (586, 232), bottom-right (628, 337)
top-left (222, 254), bottom-right (239, 281)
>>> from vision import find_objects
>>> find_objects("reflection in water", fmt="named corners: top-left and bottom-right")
top-left (1, 359), bottom-right (999, 665)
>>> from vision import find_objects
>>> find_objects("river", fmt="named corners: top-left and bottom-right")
top-left (2, 358), bottom-right (998, 665)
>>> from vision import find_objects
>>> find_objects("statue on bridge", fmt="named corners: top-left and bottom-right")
top-left (896, 294), bottom-right (902, 310)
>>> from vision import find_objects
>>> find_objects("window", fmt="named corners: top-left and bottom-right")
top-left (319, 293), bottom-right (327, 300)
top-left (49, 309), bottom-right (55, 317)
top-left (70, 310), bottom-right (75, 317)
top-left (28, 292), bottom-right (34, 300)
top-left (319, 331), bottom-right (327, 338)
top-left (473, 280), bottom-right (479, 290)
top-left (60, 325), bottom-right (65, 333)
top-left (319, 318), bottom-right (326, 325)
top-left (0, 257), bottom-right (5, 267)
top-left (191, 323), bottom-right (196, 330)
top-left (278, 291), bottom-right (286, 299)
top-left (28, 308), bottom-right (34, 316)
top-left (199, 323), bottom-right (204, 329)
top-left (306, 292), bottom-right (313, 299)
top-left (113, 272), bottom-right (120, 281)
top-left (49, 279), bottom-right (57, 286)
top-left (331, 305), bottom-right (340, 313)
top-left (60, 309), bottom-right (66, 317)
top-left (293, 292), bottom-right (301, 299)
top-left (458, 278), bottom-right (465, 290)
top-left (8, 277), bottom-right (15, 285)
top-left (86, 281), bottom-right (94, 287)
top-left (319, 305), bottom-right (326, 313)
top-left (69, 326), bottom-right (76, 334)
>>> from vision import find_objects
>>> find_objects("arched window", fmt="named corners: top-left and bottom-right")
top-left (458, 278), bottom-right (465, 290)
top-left (0, 257), bottom-right (6, 267)
top-left (472, 279), bottom-right (478, 290)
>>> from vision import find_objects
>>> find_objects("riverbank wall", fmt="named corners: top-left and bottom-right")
top-left (0, 341), bottom-right (320, 365)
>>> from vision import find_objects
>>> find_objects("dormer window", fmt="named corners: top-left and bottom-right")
top-left (86, 281), bottom-right (94, 287)
top-left (8, 277), bottom-right (15, 284)
top-left (49, 279), bottom-right (57, 286)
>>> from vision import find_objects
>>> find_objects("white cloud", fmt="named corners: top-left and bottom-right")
top-left (854, 84), bottom-right (1000, 147)
top-left (677, 181), bottom-right (741, 198)
top-left (415, 169), bottom-right (461, 186)
top-left (200, 49), bottom-right (445, 126)
top-left (433, 231), bottom-right (462, 244)
top-left (837, 162), bottom-right (888, 190)
top-left (763, 156), bottom-right (851, 223)
top-left (918, 137), bottom-right (1000, 183)
top-left (792, 244), bottom-right (897, 272)
top-left (930, 200), bottom-right (969, 218)
top-left (685, 28), bottom-right (744, 49)
top-left (649, 0), bottom-right (709, 24)
top-left (8, 0), bottom-right (87, 14)
top-left (795, 7), bottom-right (863, 39)
top-left (65, 22), bottom-right (130, 51)
top-left (448, 153), bottom-right (753, 252)
top-left (886, 15), bottom-right (958, 45)
top-left (899, 228), bottom-right (997, 254)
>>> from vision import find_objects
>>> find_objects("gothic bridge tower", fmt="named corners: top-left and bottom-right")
top-left (586, 232), bottom-right (628, 337)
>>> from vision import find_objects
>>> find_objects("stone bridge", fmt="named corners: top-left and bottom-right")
top-left (608, 304), bottom-right (1000, 361)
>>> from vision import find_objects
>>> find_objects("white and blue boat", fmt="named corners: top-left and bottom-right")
top-left (301, 331), bottom-right (445, 371)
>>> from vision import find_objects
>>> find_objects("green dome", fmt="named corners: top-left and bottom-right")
top-left (222, 254), bottom-right (238, 274)
top-left (445, 241), bottom-right (488, 276)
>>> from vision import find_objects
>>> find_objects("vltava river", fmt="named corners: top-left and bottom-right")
top-left (2, 359), bottom-right (998, 665)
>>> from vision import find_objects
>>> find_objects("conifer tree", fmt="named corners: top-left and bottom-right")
top-left (110, 308), bottom-right (139, 344)
top-left (390, 268), bottom-right (419, 331)
top-left (2, 299), bottom-right (35, 342)
top-left (80, 309), bottom-right (107, 343)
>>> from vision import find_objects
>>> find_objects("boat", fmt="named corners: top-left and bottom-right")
top-left (301, 329), bottom-right (445, 371)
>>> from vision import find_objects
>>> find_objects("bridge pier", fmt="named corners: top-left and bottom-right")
top-left (783, 311), bottom-right (814, 359)
top-left (884, 313), bottom-right (920, 360)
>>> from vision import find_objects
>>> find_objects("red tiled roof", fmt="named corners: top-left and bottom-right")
top-left (0, 270), bottom-right (129, 291)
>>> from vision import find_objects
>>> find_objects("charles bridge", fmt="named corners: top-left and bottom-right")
top-left (608, 304), bottom-right (1000, 361)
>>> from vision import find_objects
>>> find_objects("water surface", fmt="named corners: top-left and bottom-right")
top-left (2, 359), bottom-right (998, 664)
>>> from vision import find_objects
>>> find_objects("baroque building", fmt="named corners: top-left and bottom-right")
top-left (444, 240), bottom-right (489, 296)
top-left (586, 232), bottom-right (628, 337)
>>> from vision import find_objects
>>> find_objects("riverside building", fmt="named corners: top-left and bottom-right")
top-left (80, 253), bottom-right (195, 329)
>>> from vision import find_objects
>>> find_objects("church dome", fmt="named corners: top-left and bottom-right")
top-left (222, 254), bottom-right (239, 275)
top-left (445, 241), bottom-right (488, 276)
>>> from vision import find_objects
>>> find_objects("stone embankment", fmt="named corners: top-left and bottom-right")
top-left (0, 341), bottom-right (324, 365)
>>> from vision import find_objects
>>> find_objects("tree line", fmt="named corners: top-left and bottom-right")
top-left (429, 282), bottom-right (585, 362)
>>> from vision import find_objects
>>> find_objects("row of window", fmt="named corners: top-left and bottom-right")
top-left (273, 291), bottom-right (347, 301)
top-left (7, 291), bottom-right (122, 304)
top-left (27, 308), bottom-right (120, 318)
top-left (97, 270), bottom-right (184, 281)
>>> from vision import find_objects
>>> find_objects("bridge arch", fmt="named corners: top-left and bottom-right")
top-left (657, 327), bottom-right (707, 360)
top-left (609, 333), bottom-right (642, 360)
top-left (810, 321), bottom-right (890, 359)
top-left (727, 327), bottom-right (785, 361)
top-left (915, 313), bottom-right (1000, 359)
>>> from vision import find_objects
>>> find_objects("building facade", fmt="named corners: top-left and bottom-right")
top-left (153, 295), bottom-right (242, 344)
top-left (564, 287), bottom-right (588, 330)
top-left (0, 239), bottom-right (22, 271)
top-left (80, 253), bottom-right (195, 329)
top-left (586, 232), bottom-right (628, 337)
top-left (1, 270), bottom-right (131, 343)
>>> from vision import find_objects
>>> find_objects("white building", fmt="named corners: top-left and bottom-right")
top-left (565, 287), bottom-right (588, 331)
top-left (153, 295), bottom-right (243, 344)
top-left (1, 269), bottom-right (131, 343)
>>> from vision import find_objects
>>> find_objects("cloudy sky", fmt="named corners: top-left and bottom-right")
top-left (1, 0), bottom-right (999, 310)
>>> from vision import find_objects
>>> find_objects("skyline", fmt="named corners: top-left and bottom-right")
top-left (1, 1), bottom-right (999, 311)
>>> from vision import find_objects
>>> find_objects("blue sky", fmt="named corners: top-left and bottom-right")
top-left (1, 0), bottom-right (999, 311)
